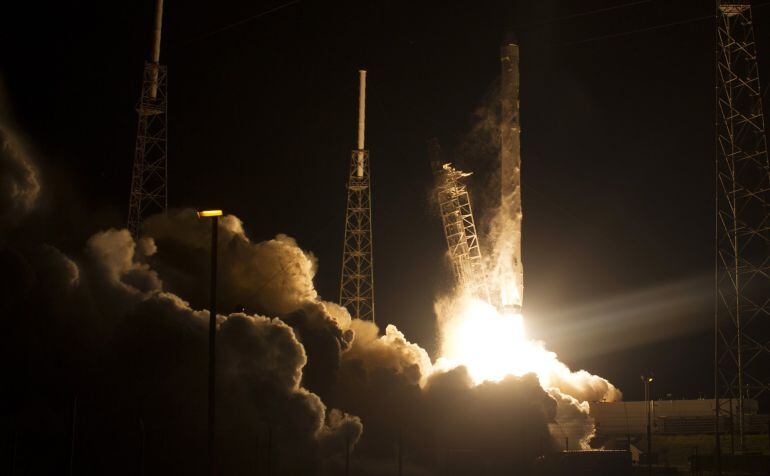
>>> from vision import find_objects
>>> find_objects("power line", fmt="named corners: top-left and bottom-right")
top-left (527, 0), bottom-right (652, 27)
top-left (566, 2), bottom-right (770, 46)
top-left (512, 1), bottom-right (653, 37)
top-left (567, 14), bottom-right (713, 46)
top-left (189, 0), bottom-right (300, 43)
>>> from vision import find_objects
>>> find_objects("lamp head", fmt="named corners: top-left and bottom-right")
top-left (197, 210), bottom-right (223, 218)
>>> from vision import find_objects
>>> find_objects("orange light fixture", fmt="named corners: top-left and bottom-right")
top-left (197, 210), bottom-right (223, 218)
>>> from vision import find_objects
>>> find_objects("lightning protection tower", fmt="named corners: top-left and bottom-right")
top-left (127, 0), bottom-right (168, 236)
top-left (429, 139), bottom-right (491, 303)
top-left (339, 71), bottom-right (375, 322)
top-left (714, 0), bottom-right (770, 449)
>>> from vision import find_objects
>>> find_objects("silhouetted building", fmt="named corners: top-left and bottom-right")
top-left (532, 450), bottom-right (631, 476)
top-left (590, 399), bottom-right (768, 437)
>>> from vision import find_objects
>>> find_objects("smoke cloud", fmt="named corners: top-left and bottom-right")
top-left (3, 197), bottom-right (567, 474)
top-left (0, 125), bottom-right (40, 227)
top-left (138, 210), bottom-right (562, 472)
top-left (329, 319), bottom-right (559, 472)
top-left (143, 210), bottom-right (319, 316)
top-left (3, 206), bottom-right (363, 474)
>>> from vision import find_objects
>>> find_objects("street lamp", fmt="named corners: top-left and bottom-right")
top-left (641, 374), bottom-right (654, 476)
top-left (198, 209), bottom-right (222, 476)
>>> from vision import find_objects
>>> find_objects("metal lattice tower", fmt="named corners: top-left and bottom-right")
top-left (714, 0), bottom-right (770, 448)
top-left (429, 140), bottom-right (491, 303)
top-left (340, 70), bottom-right (375, 322)
top-left (127, 0), bottom-right (168, 237)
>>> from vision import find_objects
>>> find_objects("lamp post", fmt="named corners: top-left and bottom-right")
top-left (198, 209), bottom-right (222, 476)
top-left (642, 374), bottom-right (654, 476)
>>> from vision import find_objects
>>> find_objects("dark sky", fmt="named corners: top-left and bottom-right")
top-left (2, 0), bottom-right (769, 402)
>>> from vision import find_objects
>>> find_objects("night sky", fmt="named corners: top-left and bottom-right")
top-left (3, 0), bottom-right (769, 404)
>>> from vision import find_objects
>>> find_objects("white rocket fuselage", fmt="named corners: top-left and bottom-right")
top-left (500, 43), bottom-right (524, 309)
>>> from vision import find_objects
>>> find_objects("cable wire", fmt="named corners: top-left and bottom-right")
top-left (189, 0), bottom-right (300, 43)
top-left (566, 1), bottom-right (770, 46)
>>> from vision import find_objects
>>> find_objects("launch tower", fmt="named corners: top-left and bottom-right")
top-left (340, 71), bottom-right (376, 322)
top-left (127, 0), bottom-right (168, 236)
top-left (714, 0), bottom-right (770, 449)
top-left (429, 139), bottom-right (491, 302)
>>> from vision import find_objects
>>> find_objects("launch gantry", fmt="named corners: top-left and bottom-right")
top-left (429, 140), bottom-right (491, 303)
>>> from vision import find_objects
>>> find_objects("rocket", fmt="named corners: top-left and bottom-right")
top-left (500, 43), bottom-right (524, 313)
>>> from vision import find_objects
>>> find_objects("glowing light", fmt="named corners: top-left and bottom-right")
top-left (197, 209), bottom-right (223, 218)
top-left (436, 296), bottom-right (557, 385)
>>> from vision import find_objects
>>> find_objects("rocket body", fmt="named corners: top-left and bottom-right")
top-left (499, 43), bottom-right (524, 309)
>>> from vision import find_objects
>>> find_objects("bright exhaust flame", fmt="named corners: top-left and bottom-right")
top-left (437, 298), bottom-right (532, 383)
top-left (436, 295), bottom-right (558, 386)
top-left (434, 285), bottom-right (621, 449)
top-left (435, 286), bottom-right (621, 402)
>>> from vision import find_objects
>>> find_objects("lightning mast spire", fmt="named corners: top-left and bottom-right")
top-left (127, 0), bottom-right (168, 236)
top-left (340, 71), bottom-right (375, 322)
top-left (714, 0), bottom-right (770, 450)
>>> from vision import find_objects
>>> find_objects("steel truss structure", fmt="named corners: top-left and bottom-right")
top-left (339, 148), bottom-right (376, 322)
top-left (429, 141), bottom-right (490, 302)
top-left (127, 62), bottom-right (168, 236)
top-left (714, 0), bottom-right (770, 448)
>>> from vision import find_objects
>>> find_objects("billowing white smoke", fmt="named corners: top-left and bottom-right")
top-left (548, 389), bottom-right (597, 450)
top-left (78, 226), bottom-right (364, 470)
top-left (143, 210), bottom-right (319, 316)
top-left (343, 320), bottom-right (434, 387)
top-left (135, 211), bottom-right (563, 468)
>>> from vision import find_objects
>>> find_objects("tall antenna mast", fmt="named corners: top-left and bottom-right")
top-left (339, 70), bottom-right (376, 322)
top-left (714, 0), bottom-right (770, 450)
top-left (127, 0), bottom-right (168, 236)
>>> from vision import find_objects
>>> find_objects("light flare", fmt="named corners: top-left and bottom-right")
top-left (436, 295), bottom-right (556, 386)
top-left (434, 286), bottom-right (621, 449)
top-left (434, 278), bottom-right (621, 404)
